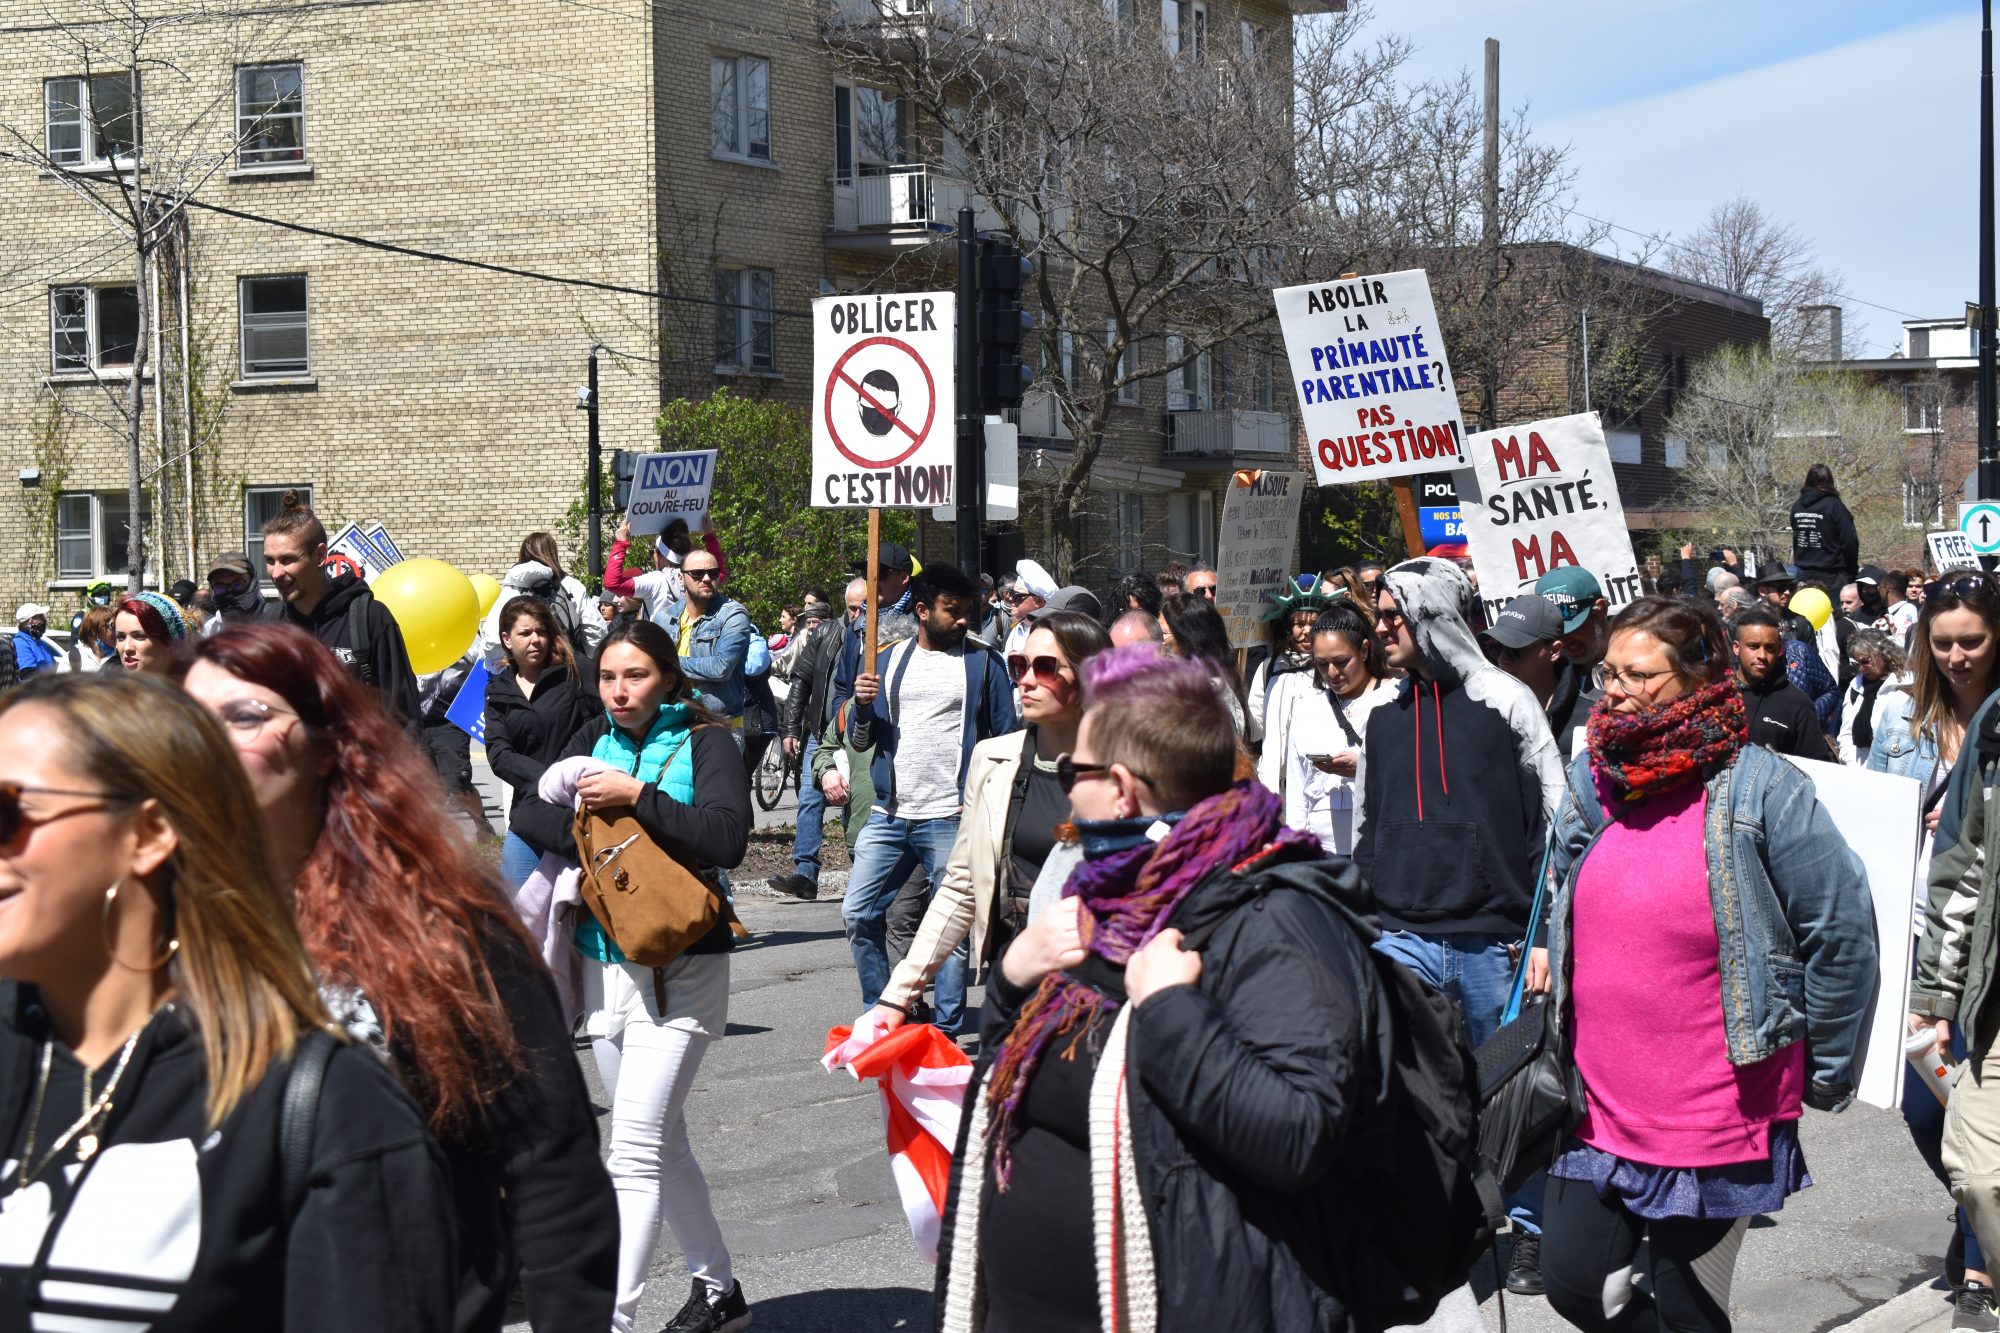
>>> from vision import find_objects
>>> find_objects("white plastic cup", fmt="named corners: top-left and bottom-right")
top-left (1907, 1026), bottom-right (1964, 1107)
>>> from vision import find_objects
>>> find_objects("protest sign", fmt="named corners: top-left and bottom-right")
top-left (1779, 756), bottom-right (1921, 1111)
top-left (1929, 529), bottom-right (1981, 572)
top-left (812, 292), bottom-right (956, 509)
top-left (446, 658), bottom-right (490, 744)
top-left (1214, 470), bottom-right (1307, 648)
top-left (366, 524), bottom-right (405, 566)
top-left (1273, 269), bottom-right (1466, 487)
top-left (625, 450), bottom-right (720, 536)
top-left (327, 522), bottom-right (389, 580)
top-left (1453, 412), bottom-right (1641, 622)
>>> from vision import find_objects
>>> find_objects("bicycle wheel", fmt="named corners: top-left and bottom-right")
top-left (754, 738), bottom-right (788, 811)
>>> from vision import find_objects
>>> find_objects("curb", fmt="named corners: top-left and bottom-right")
top-left (1835, 1282), bottom-right (1949, 1332)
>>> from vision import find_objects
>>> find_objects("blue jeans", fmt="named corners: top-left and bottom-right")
top-left (843, 813), bottom-right (967, 1034)
top-left (790, 736), bottom-right (825, 885)
top-left (500, 830), bottom-right (541, 893)
top-left (1375, 928), bottom-right (1545, 1235)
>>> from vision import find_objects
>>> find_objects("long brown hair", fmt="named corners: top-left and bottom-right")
top-left (0, 673), bottom-right (331, 1126)
top-left (1910, 569), bottom-right (2000, 755)
top-left (498, 593), bottom-right (575, 676)
top-left (190, 624), bottom-right (529, 1136)
top-left (518, 531), bottom-right (566, 582)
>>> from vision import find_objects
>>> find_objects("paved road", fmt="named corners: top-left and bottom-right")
top-left (472, 756), bottom-right (1959, 1332)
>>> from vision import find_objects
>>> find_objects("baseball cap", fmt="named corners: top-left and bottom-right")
top-left (1533, 566), bottom-right (1604, 632)
top-left (15, 602), bottom-right (49, 623)
top-left (1856, 564), bottom-right (1889, 588)
top-left (1031, 585), bottom-right (1103, 622)
top-left (209, 551), bottom-right (252, 580)
top-left (850, 542), bottom-right (915, 575)
top-left (1481, 594), bottom-right (1565, 649)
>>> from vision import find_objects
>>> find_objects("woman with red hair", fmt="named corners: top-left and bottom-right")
top-left (178, 623), bottom-right (615, 1333)
top-left (113, 592), bottom-right (191, 675)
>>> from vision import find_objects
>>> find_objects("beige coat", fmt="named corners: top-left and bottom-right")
top-left (882, 730), bottom-right (1036, 1011)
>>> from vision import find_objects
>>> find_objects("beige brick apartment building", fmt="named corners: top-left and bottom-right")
top-left (0, 0), bottom-right (1322, 623)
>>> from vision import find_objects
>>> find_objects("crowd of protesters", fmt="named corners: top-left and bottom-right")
top-left (9, 458), bottom-right (2000, 1333)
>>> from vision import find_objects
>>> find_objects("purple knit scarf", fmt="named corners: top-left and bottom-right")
top-left (984, 781), bottom-right (1318, 1188)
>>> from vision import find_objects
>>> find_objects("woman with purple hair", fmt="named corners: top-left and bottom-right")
top-left (934, 644), bottom-right (1385, 1333)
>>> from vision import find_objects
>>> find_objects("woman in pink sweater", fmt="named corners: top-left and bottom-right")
top-left (1541, 595), bottom-right (1876, 1332)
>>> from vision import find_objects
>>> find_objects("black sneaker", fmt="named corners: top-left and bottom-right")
top-left (662, 1276), bottom-right (752, 1333)
top-left (1504, 1232), bottom-right (1544, 1297)
top-left (1956, 1280), bottom-right (2000, 1332)
top-left (767, 874), bottom-right (816, 901)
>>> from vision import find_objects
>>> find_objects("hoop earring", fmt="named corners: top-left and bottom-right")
top-left (102, 883), bottom-right (180, 973)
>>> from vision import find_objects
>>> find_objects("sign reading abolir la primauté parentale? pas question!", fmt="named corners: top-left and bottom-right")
top-left (811, 291), bottom-right (957, 510)
top-left (1273, 269), bottom-right (1467, 487)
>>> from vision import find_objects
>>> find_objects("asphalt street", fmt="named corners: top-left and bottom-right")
top-left (470, 758), bottom-right (1961, 1333)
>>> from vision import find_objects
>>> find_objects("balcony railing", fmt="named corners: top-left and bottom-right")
top-left (830, 164), bottom-right (1002, 244)
top-left (1166, 408), bottom-right (1291, 456)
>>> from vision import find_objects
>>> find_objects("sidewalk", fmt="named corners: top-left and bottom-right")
top-left (1837, 1284), bottom-right (1951, 1332)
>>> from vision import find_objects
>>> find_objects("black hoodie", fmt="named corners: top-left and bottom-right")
top-left (0, 986), bottom-right (454, 1333)
top-left (484, 659), bottom-right (596, 855)
top-left (281, 570), bottom-right (422, 723)
top-left (213, 566), bottom-right (282, 625)
top-left (1791, 487), bottom-right (1858, 588)
top-left (1741, 670), bottom-right (1830, 760)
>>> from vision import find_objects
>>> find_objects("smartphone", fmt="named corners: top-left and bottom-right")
top-left (1708, 548), bottom-right (1725, 564)
top-left (1304, 753), bottom-right (1338, 764)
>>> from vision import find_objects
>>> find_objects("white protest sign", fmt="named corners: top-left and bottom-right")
top-left (326, 522), bottom-right (388, 580)
top-left (1929, 529), bottom-right (1981, 572)
top-left (365, 523), bottom-right (404, 566)
top-left (625, 450), bottom-right (719, 536)
top-left (1778, 756), bottom-right (1921, 1112)
top-left (812, 291), bottom-right (956, 509)
top-left (1453, 412), bottom-right (1642, 623)
top-left (1215, 470), bottom-right (1307, 648)
top-left (1274, 269), bottom-right (1466, 486)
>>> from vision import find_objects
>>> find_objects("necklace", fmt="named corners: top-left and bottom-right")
top-left (15, 1027), bottom-right (144, 1189)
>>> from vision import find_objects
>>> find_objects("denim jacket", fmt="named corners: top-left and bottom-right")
top-left (1549, 744), bottom-right (1878, 1107)
top-left (660, 596), bottom-right (751, 718)
top-left (1864, 687), bottom-right (1942, 791)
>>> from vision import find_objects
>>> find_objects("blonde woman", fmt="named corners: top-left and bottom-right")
top-left (0, 672), bottom-right (453, 1331)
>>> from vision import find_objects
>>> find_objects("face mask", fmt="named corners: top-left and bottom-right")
top-left (1074, 810), bottom-right (1183, 860)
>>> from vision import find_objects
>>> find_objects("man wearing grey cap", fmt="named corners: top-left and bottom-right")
top-left (204, 550), bottom-right (281, 632)
top-left (1483, 593), bottom-right (1598, 756)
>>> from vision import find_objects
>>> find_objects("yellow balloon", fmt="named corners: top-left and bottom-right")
top-left (372, 558), bottom-right (481, 675)
top-left (469, 573), bottom-right (502, 617)
top-left (1789, 587), bottom-right (1832, 633)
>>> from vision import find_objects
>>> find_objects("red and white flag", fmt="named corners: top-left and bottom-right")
top-left (823, 1017), bottom-right (974, 1262)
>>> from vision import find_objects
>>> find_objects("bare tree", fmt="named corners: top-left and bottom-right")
top-left (1663, 195), bottom-right (1844, 360)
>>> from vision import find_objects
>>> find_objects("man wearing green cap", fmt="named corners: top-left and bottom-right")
top-left (1535, 565), bottom-right (1610, 674)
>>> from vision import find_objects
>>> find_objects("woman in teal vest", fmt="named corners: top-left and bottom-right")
top-left (560, 620), bottom-right (754, 1333)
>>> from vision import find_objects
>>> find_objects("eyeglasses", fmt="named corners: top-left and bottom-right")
top-left (1594, 664), bottom-right (1678, 693)
top-left (683, 567), bottom-right (719, 582)
top-left (0, 782), bottom-right (127, 845)
top-left (1007, 653), bottom-right (1070, 687)
top-left (1927, 574), bottom-right (1996, 604)
top-left (1055, 753), bottom-right (1155, 794)
top-left (213, 698), bottom-right (303, 735)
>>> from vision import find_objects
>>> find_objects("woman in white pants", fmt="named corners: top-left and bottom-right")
top-left (525, 619), bottom-right (754, 1333)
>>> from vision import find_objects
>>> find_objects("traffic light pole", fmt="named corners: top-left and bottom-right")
top-left (954, 206), bottom-right (983, 576)
top-left (1981, 0), bottom-right (1997, 501)
top-left (586, 344), bottom-right (603, 579)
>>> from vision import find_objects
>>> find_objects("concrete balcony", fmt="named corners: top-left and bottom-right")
top-left (1165, 408), bottom-right (1291, 459)
top-left (828, 164), bottom-right (1001, 254)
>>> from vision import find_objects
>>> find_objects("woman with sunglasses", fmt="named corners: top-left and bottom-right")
top-left (1539, 594), bottom-right (1874, 1333)
top-left (1874, 569), bottom-right (2000, 1317)
top-left (1256, 604), bottom-right (1392, 854)
top-left (869, 610), bottom-right (1112, 1031)
top-left (486, 594), bottom-right (596, 893)
top-left (113, 593), bottom-right (191, 676)
top-left (0, 671), bottom-right (455, 1331)
top-left (179, 624), bottom-right (616, 1333)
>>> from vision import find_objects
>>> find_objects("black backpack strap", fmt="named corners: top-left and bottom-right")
top-left (343, 596), bottom-right (377, 684)
top-left (281, 1029), bottom-right (337, 1220)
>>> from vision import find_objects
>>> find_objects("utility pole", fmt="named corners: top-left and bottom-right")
top-left (585, 345), bottom-right (603, 577)
top-left (1981, 0), bottom-right (1997, 500)
top-left (1480, 37), bottom-right (1501, 431)
top-left (954, 205), bottom-right (981, 576)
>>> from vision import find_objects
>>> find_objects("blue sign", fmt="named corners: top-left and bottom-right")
top-left (1418, 506), bottom-right (1464, 546)
top-left (446, 658), bottom-right (490, 743)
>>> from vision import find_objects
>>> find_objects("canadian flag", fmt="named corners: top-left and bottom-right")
top-left (823, 1017), bottom-right (975, 1262)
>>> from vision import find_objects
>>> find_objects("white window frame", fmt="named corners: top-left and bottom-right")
top-left (1110, 320), bottom-right (1138, 405)
top-left (834, 83), bottom-right (903, 185)
top-left (1903, 383), bottom-right (1943, 433)
top-left (43, 72), bottom-right (138, 169)
top-left (238, 274), bottom-right (311, 379)
top-left (48, 284), bottom-right (140, 376)
top-left (1239, 18), bottom-right (1266, 62)
top-left (1164, 333), bottom-right (1211, 412)
top-left (1904, 478), bottom-right (1945, 529)
top-left (245, 485), bottom-right (312, 567)
top-left (1167, 491), bottom-right (1215, 565)
top-left (53, 490), bottom-right (153, 584)
top-left (1161, 0), bottom-right (1205, 56)
top-left (714, 267), bottom-right (776, 373)
top-left (235, 62), bottom-right (305, 167)
top-left (710, 53), bottom-right (772, 163)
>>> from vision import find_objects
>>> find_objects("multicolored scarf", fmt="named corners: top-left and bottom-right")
top-left (984, 782), bottom-right (1319, 1187)
top-left (1585, 678), bottom-right (1746, 804)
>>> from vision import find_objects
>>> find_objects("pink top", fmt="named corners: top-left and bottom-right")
top-left (1569, 776), bottom-right (1804, 1167)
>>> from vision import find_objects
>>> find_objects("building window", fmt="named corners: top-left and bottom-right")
top-left (1167, 491), bottom-right (1214, 565)
top-left (55, 491), bottom-right (151, 582)
top-left (236, 63), bottom-right (304, 166)
top-left (49, 285), bottom-right (139, 375)
top-left (710, 54), bottom-right (771, 162)
top-left (1909, 327), bottom-right (1932, 359)
top-left (1164, 333), bottom-right (1210, 411)
top-left (1110, 320), bottom-right (1138, 405)
top-left (44, 73), bottom-right (138, 168)
top-left (1115, 492), bottom-right (1144, 572)
top-left (1904, 478), bottom-right (1945, 529)
top-left (245, 485), bottom-right (310, 566)
top-left (714, 267), bottom-right (775, 371)
top-left (238, 275), bottom-right (310, 378)
top-left (1903, 383), bottom-right (1943, 433)
top-left (1161, 0), bottom-right (1205, 56)
top-left (1663, 434), bottom-right (1688, 469)
top-left (1238, 18), bottom-right (1267, 62)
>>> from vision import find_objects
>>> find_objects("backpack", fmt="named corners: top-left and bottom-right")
top-left (525, 572), bottom-right (593, 662)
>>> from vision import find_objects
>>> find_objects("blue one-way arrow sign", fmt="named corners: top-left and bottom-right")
top-left (1960, 502), bottom-right (2000, 555)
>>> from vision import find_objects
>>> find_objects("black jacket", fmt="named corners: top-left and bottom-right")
top-left (781, 616), bottom-right (845, 743)
top-left (941, 854), bottom-right (1388, 1333)
top-left (1791, 487), bottom-right (1859, 588)
top-left (0, 984), bottom-right (454, 1333)
top-left (485, 660), bottom-right (597, 856)
top-left (1742, 673), bottom-right (1830, 760)
top-left (0, 634), bottom-right (14, 692)
top-left (511, 716), bottom-right (751, 955)
top-left (282, 571), bottom-right (422, 723)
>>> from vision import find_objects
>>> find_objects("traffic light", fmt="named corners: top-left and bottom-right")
top-left (610, 449), bottom-right (639, 511)
top-left (976, 236), bottom-right (1035, 412)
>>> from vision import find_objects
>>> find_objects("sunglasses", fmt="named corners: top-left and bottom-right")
top-left (0, 782), bottom-right (127, 845)
top-left (1004, 591), bottom-right (1035, 605)
top-left (1927, 574), bottom-right (1996, 604)
top-left (683, 567), bottom-right (719, 582)
top-left (1054, 753), bottom-right (1155, 794)
top-left (1007, 653), bottom-right (1070, 687)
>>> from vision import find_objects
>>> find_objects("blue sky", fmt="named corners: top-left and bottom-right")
top-left (1373, 0), bottom-right (1976, 357)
